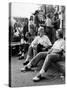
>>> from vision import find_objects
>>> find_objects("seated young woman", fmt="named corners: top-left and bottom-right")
top-left (22, 26), bottom-right (52, 65)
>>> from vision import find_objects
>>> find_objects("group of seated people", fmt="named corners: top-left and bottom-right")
top-left (18, 26), bottom-right (65, 82)
top-left (18, 12), bottom-right (61, 59)
top-left (18, 26), bottom-right (52, 59)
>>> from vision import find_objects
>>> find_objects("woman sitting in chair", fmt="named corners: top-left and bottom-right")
top-left (22, 26), bottom-right (52, 65)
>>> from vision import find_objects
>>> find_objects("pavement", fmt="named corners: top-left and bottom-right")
top-left (11, 56), bottom-right (65, 87)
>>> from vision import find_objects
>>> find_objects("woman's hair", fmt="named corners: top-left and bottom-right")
top-left (57, 29), bottom-right (63, 38)
top-left (30, 16), bottom-right (33, 20)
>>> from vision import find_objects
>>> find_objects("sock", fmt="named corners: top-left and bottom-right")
top-left (21, 53), bottom-right (24, 56)
top-left (27, 63), bottom-right (32, 68)
top-left (25, 55), bottom-right (30, 61)
top-left (39, 69), bottom-right (45, 75)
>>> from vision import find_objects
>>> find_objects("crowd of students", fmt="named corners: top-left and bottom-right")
top-left (11, 9), bottom-right (65, 82)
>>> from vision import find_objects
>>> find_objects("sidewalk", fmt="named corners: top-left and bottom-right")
top-left (10, 56), bottom-right (65, 87)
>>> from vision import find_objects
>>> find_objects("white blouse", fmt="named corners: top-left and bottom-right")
top-left (31, 35), bottom-right (52, 47)
top-left (52, 39), bottom-right (65, 51)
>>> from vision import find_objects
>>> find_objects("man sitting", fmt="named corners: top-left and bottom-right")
top-left (21, 29), bottom-right (65, 81)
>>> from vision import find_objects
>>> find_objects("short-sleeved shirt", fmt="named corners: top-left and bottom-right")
top-left (52, 39), bottom-right (65, 53)
top-left (31, 35), bottom-right (52, 47)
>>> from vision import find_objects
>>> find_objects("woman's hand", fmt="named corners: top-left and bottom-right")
top-left (33, 45), bottom-right (37, 50)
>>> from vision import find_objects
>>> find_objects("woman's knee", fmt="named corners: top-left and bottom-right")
top-left (36, 52), bottom-right (47, 58)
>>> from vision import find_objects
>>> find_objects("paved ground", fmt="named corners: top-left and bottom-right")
top-left (11, 56), bottom-right (65, 87)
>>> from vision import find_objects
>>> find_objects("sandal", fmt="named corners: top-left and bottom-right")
top-left (21, 66), bottom-right (31, 72)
